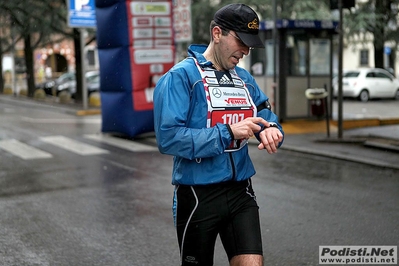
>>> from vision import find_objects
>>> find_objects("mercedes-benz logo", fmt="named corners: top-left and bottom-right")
top-left (212, 88), bottom-right (222, 98)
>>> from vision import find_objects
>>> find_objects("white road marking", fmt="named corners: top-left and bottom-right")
top-left (84, 134), bottom-right (158, 152)
top-left (40, 136), bottom-right (109, 155)
top-left (21, 117), bottom-right (101, 124)
top-left (0, 139), bottom-right (53, 159)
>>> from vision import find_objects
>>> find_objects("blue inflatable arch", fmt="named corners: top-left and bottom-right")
top-left (95, 0), bottom-right (174, 137)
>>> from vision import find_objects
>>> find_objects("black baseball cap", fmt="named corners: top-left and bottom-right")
top-left (214, 3), bottom-right (264, 48)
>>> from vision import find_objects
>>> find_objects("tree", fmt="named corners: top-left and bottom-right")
top-left (0, 0), bottom-right (73, 97)
top-left (190, 0), bottom-right (399, 71)
top-left (190, 0), bottom-right (333, 45)
top-left (345, 0), bottom-right (399, 69)
top-left (278, 0), bottom-right (331, 20)
top-left (0, 10), bottom-right (18, 93)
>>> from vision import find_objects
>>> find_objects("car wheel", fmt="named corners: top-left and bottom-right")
top-left (358, 90), bottom-right (369, 102)
top-left (394, 89), bottom-right (399, 100)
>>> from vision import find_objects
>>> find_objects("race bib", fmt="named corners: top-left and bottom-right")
top-left (192, 58), bottom-right (257, 152)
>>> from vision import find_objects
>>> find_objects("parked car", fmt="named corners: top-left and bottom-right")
top-left (36, 79), bottom-right (56, 95)
top-left (55, 72), bottom-right (76, 96)
top-left (86, 73), bottom-right (100, 95)
top-left (36, 72), bottom-right (75, 96)
top-left (333, 68), bottom-right (399, 102)
top-left (55, 71), bottom-right (99, 97)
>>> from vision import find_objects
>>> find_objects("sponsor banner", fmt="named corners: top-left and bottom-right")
top-left (173, 0), bottom-right (192, 42)
top-left (319, 246), bottom-right (397, 265)
top-left (95, 0), bottom-right (174, 137)
top-left (130, 1), bottom-right (170, 15)
top-left (126, 0), bottom-right (175, 111)
top-left (208, 87), bottom-right (252, 108)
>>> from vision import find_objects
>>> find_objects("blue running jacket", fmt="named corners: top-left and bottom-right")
top-left (153, 44), bottom-right (284, 185)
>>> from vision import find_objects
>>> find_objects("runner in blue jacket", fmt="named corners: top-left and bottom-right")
top-left (154, 3), bottom-right (284, 266)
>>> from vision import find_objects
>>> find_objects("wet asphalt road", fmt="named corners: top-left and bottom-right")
top-left (0, 97), bottom-right (398, 266)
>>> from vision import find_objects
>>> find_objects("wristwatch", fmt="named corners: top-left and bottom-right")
top-left (268, 123), bottom-right (278, 128)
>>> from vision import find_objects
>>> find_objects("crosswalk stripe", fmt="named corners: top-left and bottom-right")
top-left (0, 139), bottom-right (53, 159)
top-left (40, 136), bottom-right (109, 156)
top-left (84, 134), bottom-right (158, 152)
top-left (21, 117), bottom-right (102, 124)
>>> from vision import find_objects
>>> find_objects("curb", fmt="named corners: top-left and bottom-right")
top-left (331, 117), bottom-right (399, 129)
top-left (279, 144), bottom-right (399, 170)
top-left (76, 109), bottom-right (101, 116)
top-left (282, 118), bottom-right (399, 135)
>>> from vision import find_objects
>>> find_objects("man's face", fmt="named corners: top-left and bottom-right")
top-left (213, 27), bottom-right (251, 71)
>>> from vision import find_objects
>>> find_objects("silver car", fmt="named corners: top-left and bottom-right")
top-left (56, 71), bottom-right (99, 97)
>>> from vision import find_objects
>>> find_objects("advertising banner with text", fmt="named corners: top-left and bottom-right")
top-left (95, 0), bottom-right (174, 137)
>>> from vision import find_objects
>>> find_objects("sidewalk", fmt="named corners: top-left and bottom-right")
top-left (279, 119), bottom-right (399, 170)
top-left (2, 94), bottom-right (399, 170)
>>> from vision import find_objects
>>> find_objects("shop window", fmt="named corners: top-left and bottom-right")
top-left (286, 35), bottom-right (307, 76)
top-left (265, 40), bottom-right (278, 76)
top-left (310, 39), bottom-right (330, 75)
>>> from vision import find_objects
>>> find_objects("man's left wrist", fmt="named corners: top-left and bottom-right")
top-left (268, 123), bottom-right (278, 129)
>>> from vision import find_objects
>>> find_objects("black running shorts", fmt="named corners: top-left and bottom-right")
top-left (175, 179), bottom-right (263, 266)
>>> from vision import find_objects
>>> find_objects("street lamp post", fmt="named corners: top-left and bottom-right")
top-left (272, 0), bottom-right (277, 117)
top-left (337, 0), bottom-right (344, 138)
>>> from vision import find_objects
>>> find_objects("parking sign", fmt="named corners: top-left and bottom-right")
top-left (68, 0), bottom-right (97, 28)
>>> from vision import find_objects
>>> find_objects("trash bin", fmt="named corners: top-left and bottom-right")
top-left (305, 88), bottom-right (328, 117)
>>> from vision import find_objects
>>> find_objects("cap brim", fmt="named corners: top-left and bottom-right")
top-left (236, 32), bottom-right (264, 48)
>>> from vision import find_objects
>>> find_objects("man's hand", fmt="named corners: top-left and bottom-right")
top-left (257, 127), bottom-right (283, 154)
top-left (229, 117), bottom-right (269, 139)
top-left (228, 117), bottom-right (283, 154)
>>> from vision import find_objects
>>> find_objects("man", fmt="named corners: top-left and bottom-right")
top-left (153, 3), bottom-right (284, 266)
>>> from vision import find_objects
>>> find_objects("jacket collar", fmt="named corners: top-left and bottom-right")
top-left (187, 44), bottom-right (213, 68)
